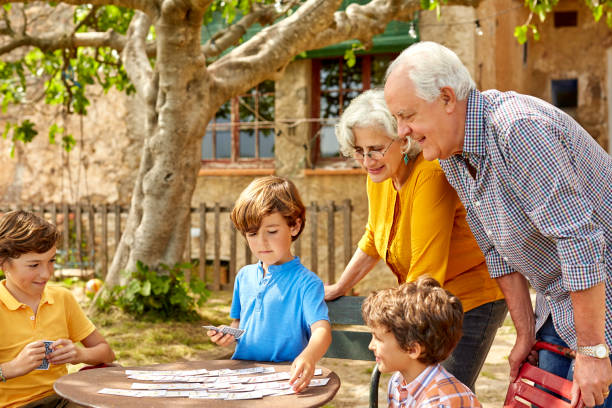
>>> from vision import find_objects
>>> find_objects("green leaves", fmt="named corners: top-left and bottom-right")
top-left (98, 260), bottom-right (210, 321)
top-left (2, 120), bottom-right (39, 157)
top-left (513, 23), bottom-right (540, 44)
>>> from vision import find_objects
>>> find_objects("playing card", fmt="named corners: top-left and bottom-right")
top-left (35, 340), bottom-right (53, 370)
top-left (202, 325), bottom-right (245, 339)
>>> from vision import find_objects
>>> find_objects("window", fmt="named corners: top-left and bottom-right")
top-left (551, 78), bottom-right (578, 118)
top-left (311, 54), bottom-right (396, 163)
top-left (202, 81), bottom-right (275, 165)
top-left (554, 11), bottom-right (578, 27)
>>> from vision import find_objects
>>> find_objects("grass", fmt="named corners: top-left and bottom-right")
top-left (85, 290), bottom-right (235, 367)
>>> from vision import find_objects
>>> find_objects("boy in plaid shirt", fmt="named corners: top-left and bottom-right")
top-left (362, 276), bottom-right (481, 407)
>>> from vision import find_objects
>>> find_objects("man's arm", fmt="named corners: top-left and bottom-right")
top-left (495, 272), bottom-right (535, 381)
top-left (570, 283), bottom-right (612, 407)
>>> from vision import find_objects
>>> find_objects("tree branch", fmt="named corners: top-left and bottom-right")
top-left (0, 0), bottom-right (160, 19)
top-left (121, 11), bottom-right (153, 97)
top-left (0, 30), bottom-right (157, 57)
top-left (201, 1), bottom-right (300, 58)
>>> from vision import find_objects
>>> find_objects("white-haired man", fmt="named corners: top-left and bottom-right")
top-left (384, 41), bottom-right (612, 407)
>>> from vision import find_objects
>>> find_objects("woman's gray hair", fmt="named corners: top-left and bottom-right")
top-left (335, 89), bottom-right (421, 159)
top-left (385, 41), bottom-right (476, 102)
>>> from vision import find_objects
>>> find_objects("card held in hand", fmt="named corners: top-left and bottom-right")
top-left (36, 340), bottom-right (54, 370)
top-left (202, 325), bottom-right (245, 339)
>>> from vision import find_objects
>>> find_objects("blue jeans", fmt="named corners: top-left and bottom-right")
top-left (537, 316), bottom-right (612, 408)
top-left (441, 299), bottom-right (508, 391)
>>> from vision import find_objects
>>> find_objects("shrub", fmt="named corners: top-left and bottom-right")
top-left (98, 260), bottom-right (209, 321)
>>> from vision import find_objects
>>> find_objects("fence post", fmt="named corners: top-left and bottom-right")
top-left (76, 204), bottom-right (83, 268)
top-left (310, 202), bottom-right (318, 274)
top-left (213, 202), bottom-right (221, 291)
top-left (88, 203), bottom-right (95, 272)
top-left (101, 203), bottom-right (108, 278)
top-left (229, 224), bottom-right (237, 288)
top-left (62, 203), bottom-right (70, 263)
top-left (343, 199), bottom-right (352, 267)
top-left (244, 238), bottom-right (252, 266)
top-left (327, 201), bottom-right (335, 284)
top-left (199, 203), bottom-right (207, 283)
top-left (114, 204), bottom-right (121, 249)
top-left (50, 203), bottom-right (57, 226)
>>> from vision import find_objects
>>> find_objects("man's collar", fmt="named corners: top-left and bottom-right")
top-left (462, 89), bottom-right (487, 156)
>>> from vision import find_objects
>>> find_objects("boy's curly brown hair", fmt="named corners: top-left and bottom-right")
top-left (0, 210), bottom-right (60, 266)
top-left (362, 276), bottom-right (464, 365)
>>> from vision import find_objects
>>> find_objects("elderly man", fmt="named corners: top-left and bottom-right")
top-left (384, 41), bottom-right (612, 407)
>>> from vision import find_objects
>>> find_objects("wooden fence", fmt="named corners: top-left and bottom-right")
top-left (0, 201), bottom-right (354, 290)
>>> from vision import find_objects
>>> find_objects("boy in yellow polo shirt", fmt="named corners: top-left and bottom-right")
top-left (0, 210), bottom-right (115, 408)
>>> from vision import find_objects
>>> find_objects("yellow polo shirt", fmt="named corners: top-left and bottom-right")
top-left (358, 153), bottom-right (504, 312)
top-left (0, 281), bottom-right (95, 408)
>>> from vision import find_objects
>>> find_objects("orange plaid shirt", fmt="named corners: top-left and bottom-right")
top-left (388, 364), bottom-right (481, 408)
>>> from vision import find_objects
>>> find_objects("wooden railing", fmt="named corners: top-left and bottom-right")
top-left (0, 201), bottom-right (354, 290)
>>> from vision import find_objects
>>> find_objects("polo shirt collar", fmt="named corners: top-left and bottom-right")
top-left (258, 256), bottom-right (300, 277)
top-left (0, 279), bottom-right (55, 310)
top-left (462, 89), bottom-right (487, 156)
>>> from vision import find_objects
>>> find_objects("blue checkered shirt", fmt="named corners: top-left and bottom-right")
top-left (439, 89), bottom-right (612, 349)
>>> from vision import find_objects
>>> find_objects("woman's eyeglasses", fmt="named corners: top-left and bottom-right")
top-left (353, 140), bottom-right (395, 161)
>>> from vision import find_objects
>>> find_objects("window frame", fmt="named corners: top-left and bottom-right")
top-left (201, 82), bottom-right (276, 168)
top-left (310, 53), bottom-right (396, 166)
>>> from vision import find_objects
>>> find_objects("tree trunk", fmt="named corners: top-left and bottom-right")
top-left (104, 6), bottom-right (212, 287)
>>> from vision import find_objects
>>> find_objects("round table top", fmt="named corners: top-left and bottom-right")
top-left (54, 360), bottom-right (341, 408)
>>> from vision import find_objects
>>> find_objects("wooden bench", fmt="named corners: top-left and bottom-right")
top-left (325, 296), bottom-right (381, 408)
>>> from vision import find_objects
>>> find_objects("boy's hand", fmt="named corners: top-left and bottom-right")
top-left (47, 339), bottom-right (80, 365)
top-left (10, 341), bottom-right (46, 377)
top-left (289, 354), bottom-right (316, 393)
top-left (206, 326), bottom-right (237, 347)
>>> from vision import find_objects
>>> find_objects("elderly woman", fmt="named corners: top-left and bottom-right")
top-left (324, 89), bottom-right (507, 391)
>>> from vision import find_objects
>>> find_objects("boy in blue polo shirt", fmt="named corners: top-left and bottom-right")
top-left (207, 176), bottom-right (331, 393)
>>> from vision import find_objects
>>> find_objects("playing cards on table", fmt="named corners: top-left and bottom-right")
top-left (97, 366), bottom-right (329, 400)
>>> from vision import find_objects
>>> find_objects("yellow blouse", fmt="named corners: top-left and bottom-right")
top-left (358, 153), bottom-right (504, 312)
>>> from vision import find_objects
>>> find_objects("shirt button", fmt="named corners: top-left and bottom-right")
top-left (486, 230), bottom-right (492, 235)
top-left (474, 201), bottom-right (481, 207)
top-left (30, 316), bottom-right (35, 320)
top-left (503, 256), bottom-right (508, 261)
top-left (545, 295), bottom-right (551, 301)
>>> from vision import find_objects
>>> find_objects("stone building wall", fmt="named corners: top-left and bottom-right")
top-left (0, 0), bottom-right (609, 293)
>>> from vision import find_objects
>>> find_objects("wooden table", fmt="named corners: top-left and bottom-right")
top-left (54, 360), bottom-right (341, 407)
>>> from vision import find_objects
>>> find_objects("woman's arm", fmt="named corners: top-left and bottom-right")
top-left (324, 248), bottom-right (379, 300)
top-left (47, 330), bottom-right (115, 366)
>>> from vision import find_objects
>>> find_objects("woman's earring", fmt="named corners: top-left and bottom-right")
top-left (404, 153), bottom-right (409, 165)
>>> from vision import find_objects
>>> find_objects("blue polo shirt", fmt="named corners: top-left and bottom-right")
top-left (229, 257), bottom-right (329, 362)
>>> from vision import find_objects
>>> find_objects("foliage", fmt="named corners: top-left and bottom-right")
top-left (514, 0), bottom-right (612, 43)
top-left (97, 260), bottom-right (210, 321)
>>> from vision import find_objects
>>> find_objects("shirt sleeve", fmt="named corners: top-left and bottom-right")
top-left (407, 169), bottom-right (457, 284)
top-left (65, 290), bottom-right (95, 343)
top-left (504, 118), bottom-right (606, 291)
top-left (229, 270), bottom-right (242, 320)
top-left (302, 277), bottom-right (329, 327)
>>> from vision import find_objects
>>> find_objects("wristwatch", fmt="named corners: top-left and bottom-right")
top-left (576, 343), bottom-right (610, 359)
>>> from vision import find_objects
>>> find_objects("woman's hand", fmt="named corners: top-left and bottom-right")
top-left (324, 283), bottom-right (342, 301)
top-left (47, 339), bottom-right (81, 365)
